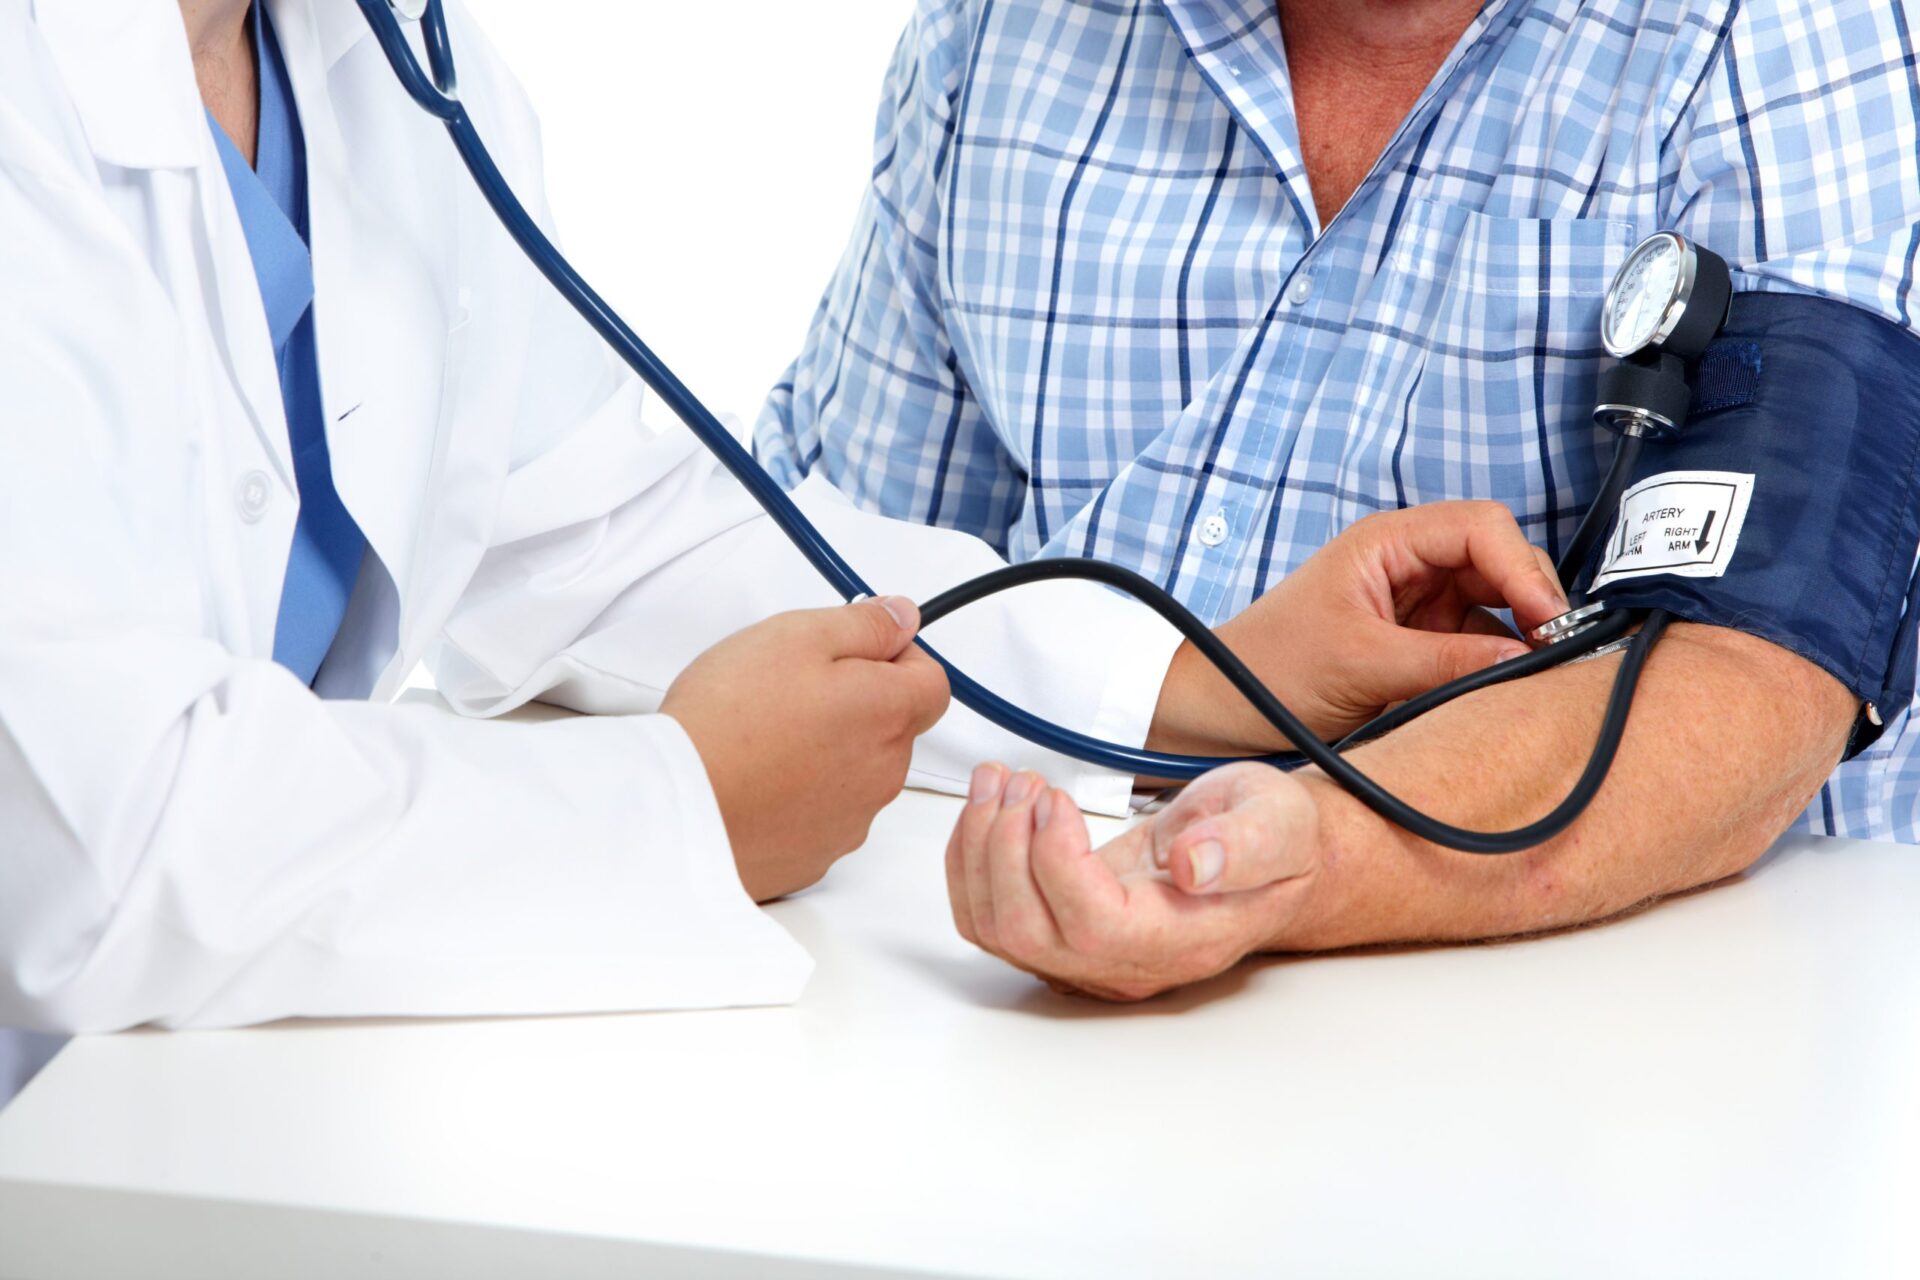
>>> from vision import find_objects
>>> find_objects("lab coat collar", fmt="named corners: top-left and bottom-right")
top-left (31, 0), bottom-right (207, 170)
top-left (36, 0), bottom-right (371, 508)
top-left (310, 0), bottom-right (375, 70)
top-left (29, 0), bottom-right (367, 172)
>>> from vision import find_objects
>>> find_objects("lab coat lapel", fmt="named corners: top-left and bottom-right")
top-left (29, 0), bottom-right (204, 170)
top-left (309, 0), bottom-right (376, 70)
top-left (37, 0), bottom-right (301, 494)
top-left (196, 181), bottom-right (304, 496)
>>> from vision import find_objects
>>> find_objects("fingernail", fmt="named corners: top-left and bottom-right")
top-left (1035, 789), bottom-right (1055, 829)
top-left (1187, 841), bottom-right (1225, 888)
top-left (969, 764), bottom-right (1005, 804)
top-left (1152, 844), bottom-right (1170, 870)
top-left (1494, 640), bottom-right (1530, 664)
top-left (1004, 772), bottom-right (1035, 805)
top-left (878, 596), bottom-right (919, 632)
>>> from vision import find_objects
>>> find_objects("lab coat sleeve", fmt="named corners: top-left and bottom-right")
top-left (426, 9), bottom-right (1183, 817)
top-left (434, 445), bottom-right (1184, 817)
top-left (0, 74), bottom-right (809, 1032)
top-left (750, 0), bottom-right (1027, 555)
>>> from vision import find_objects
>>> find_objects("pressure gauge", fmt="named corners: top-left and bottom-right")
top-left (1600, 231), bottom-right (1732, 361)
top-left (1592, 232), bottom-right (1734, 438)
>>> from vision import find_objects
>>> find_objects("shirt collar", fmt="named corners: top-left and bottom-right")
top-left (1159, 0), bottom-right (1532, 236)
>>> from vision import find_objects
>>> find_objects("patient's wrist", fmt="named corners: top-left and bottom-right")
top-left (1256, 773), bottom-right (1390, 953)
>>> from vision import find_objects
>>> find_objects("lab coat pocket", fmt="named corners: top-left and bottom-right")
top-left (1328, 201), bottom-right (1634, 546)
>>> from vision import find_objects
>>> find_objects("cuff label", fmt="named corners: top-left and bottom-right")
top-left (1591, 470), bottom-right (1755, 589)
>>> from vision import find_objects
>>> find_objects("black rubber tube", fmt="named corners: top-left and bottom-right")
top-left (1335, 606), bottom-right (1637, 750)
top-left (1559, 433), bottom-right (1643, 591)
top-left (371, 0), bottom-right (1663, 856)
top-left (923, 560), bottom-right (1667, 853)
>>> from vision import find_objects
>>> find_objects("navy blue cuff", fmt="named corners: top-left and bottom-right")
top-left (1578, 292), bottom-right (1920, 757)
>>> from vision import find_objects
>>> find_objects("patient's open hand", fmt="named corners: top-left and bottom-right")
top-left (1147, 500), bottom-right (1568, 754)
top-left (946, 762), bottom-right (1317, 1001)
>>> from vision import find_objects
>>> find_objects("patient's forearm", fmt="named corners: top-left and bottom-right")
top-left (1277, 623), bottom-right (1855, 951)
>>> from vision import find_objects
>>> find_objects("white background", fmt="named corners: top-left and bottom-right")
top-left (461, 0), bottom-right (918, 424)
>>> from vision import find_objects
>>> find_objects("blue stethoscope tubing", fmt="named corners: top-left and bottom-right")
top-left (352, 0), bottom-right (1663, 853)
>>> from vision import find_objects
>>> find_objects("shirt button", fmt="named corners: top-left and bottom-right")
top-left (1199, 513), bottom-right (1230, 548)
top-left (1287, 275), bottom-right (1314, 305)
top-left (236, 470), bottom-right (273, 523)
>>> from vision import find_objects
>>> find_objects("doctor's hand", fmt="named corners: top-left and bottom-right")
top-left (1146, 501), bottom-right (1568, 755)
top-left (948, 762), bottom-right (1318, 1001)
top-left (663, 598), bottom-right (950, 902)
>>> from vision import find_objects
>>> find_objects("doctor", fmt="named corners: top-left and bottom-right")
top-left (0, 0), bottom-right (1569, 1089)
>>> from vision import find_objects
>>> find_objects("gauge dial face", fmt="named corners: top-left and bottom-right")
top-left (1604, 235), bottom-right (1687, 356)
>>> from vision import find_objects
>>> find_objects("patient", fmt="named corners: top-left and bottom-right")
top-left (759, 0), bottom-right (1920, 996)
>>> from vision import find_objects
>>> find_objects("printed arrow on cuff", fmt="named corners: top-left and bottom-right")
top-left (1695, 510), bottom-right (1717, 554)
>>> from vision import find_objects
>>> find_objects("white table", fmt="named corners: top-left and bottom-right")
top-left (2, 791), bottom-right (1917, 1279)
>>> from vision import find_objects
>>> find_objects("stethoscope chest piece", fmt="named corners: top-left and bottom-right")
top-left (1532, 601), bottom-right (1609, 645)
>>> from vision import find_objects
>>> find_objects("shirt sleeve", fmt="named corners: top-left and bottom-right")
top-left (1624, 0), bottom-right (1920, 745)
top-left (1661, 0), bottom-right (1920, 326)
top-left (752, 0), bottom-right (1028, 556)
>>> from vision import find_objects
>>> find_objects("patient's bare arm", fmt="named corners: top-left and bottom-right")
top-left (1275, 622), bottom-right (1855, 950)
top-left (944, 622), bottom-right (1855, 1001)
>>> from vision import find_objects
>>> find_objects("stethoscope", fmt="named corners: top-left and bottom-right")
top-left (353, 0), bottom-right (1731, 854)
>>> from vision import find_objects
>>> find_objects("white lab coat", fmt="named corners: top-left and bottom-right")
top-left (0, 0), bottom-right (1180, 1039)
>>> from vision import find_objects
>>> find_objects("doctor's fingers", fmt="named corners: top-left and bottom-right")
top-left (1368, 501), bottom-right (1568, 632)
top-left (1355, 616), bottom-right (1532, 702)
top-left (797, 595), bottom-right (924, 663)
top-left (889, 643), bottom-right (953, 735)
top-left (837, 642), bottom-right (951, 738)
top-left (1446, 513), bottom-right (1568, 634)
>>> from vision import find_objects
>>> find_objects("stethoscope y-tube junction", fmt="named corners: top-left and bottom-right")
top-left (355, 0), bottom-right (1670, 854)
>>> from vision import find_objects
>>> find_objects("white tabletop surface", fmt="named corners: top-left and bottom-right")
top-left (2, 789), bottom-right (1917, 1279)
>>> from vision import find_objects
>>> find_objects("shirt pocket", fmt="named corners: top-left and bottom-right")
top-left (1328, 200), bottom-right (1635, 553)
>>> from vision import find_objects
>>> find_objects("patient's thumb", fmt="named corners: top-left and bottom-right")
top-left (1161, 774), bottom-right (1319, 896)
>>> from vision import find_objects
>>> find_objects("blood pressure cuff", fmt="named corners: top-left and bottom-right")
top-left (1577, 292), bottom-right (1920, 758)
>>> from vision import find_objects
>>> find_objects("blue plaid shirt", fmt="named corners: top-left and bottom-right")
top-left (756, 0), bottom-right (1920, 842)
